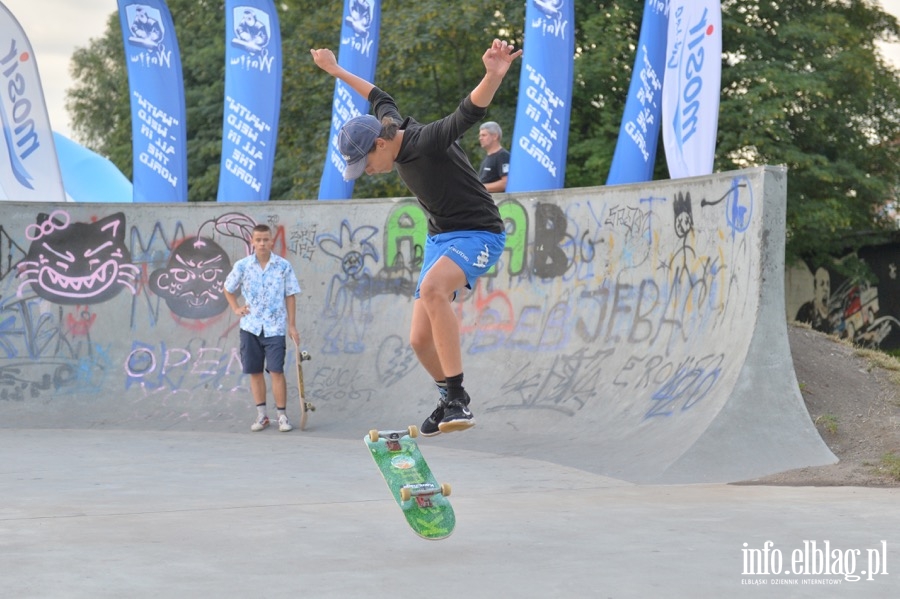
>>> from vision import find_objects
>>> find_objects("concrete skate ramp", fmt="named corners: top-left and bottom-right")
top-left (0, 166), bottom-right (835, 483)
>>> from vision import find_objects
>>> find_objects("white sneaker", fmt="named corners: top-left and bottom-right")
top-left (251, 415), bottom-right (270, 432)
top-left (278, 414), bottom-right (293, 432)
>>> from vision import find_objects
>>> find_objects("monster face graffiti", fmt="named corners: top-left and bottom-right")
top-left (149, 236), bottom-right (231, 319)
top-left (16, 211), bottom-right (140, 305)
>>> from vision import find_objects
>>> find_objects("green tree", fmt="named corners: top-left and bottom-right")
top-left (68, 0), bottom-right (227, 202)
top-left (292, 0), bottom-right (525, 200)
top-left (67, 0), bottom-right (524, 202)
top-left (569, 1), bottom-right (643, 187)
top-left (178, 0), bottom-right (226, 202)
top-left (67, 1), bottom-right (900, 269)
top-left (717, 0), bottom-right (900, 266)
top-left (567, 0), bottom-right (900, 265)
top-left (67, 12), bottom-right (132, 179)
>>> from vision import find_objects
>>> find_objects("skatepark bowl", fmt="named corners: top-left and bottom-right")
top-left (2, 167), bottom-right (897, 597)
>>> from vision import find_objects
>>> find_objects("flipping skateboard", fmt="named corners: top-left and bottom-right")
top-left (293, 338), bottom-right (315, 430)
top-left (365, 426), bottom-right (455, 540)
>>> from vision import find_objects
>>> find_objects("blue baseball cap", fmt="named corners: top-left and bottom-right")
top-left (338, 115), bottom-right (381, 181)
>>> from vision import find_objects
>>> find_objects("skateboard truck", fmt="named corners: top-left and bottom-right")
top-left (369, 426), bottom-right (418, 451)
top-left (400, 482), bottom-right (452, 506)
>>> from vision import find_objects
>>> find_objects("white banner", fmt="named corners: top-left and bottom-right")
top-left (0, 4), bottom-right (67, 201)
top-left (662, 1), bottom-right (722, 179)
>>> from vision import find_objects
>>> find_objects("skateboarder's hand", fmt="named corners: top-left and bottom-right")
top-left (310, 48), bottom-right (338, 73)
top-left (482, 39), bottom-right (522, 78)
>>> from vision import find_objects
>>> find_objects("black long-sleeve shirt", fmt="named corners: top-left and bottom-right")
top-left (368, 87), bottom-right (503, 236)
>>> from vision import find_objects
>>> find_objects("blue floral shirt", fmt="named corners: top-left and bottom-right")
top-left (224, 253), bottom-right (301, 336)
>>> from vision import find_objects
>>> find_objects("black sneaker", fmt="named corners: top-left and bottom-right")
top-left (439, 394), bottom-right (475, 433)
top-left (420, 403), bottom-right (446, 437)
top-left (421, 386), bottom-right (450, 437)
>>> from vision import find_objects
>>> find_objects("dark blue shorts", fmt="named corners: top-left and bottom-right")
top-left (239, 329), bottom-right (286, 374)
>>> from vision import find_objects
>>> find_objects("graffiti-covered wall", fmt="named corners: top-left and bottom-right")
top-left (0, 167), bottom-right (833, 482)
top-left (787, 244), bottom-right (900, 350)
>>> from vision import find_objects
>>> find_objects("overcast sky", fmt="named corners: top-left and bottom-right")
top-left (4, 0), bottom-right (112, 139)
top-left (5, 0), bottom-right (900, 140)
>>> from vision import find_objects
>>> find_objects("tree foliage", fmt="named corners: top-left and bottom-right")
top-left (718, 0), bottom-right (900, 266)
top-left (569, 1), bottom-right (666, 187)
top-left (67, 12), bottom-right (132, 178)
top-left (68, 0), bottom-right (524, 202)
top-left (67, 0), bottom-right (900, 264)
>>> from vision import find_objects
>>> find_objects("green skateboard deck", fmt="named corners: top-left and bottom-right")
top-left (365, 426), bottom-right (455, 540)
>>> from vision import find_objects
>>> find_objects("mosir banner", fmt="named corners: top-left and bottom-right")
top-left (0, 3), bottom-right (66, 202)
top-left (662, 1), bottom-right (722, 179)
top-left (118, 0), bottom-right (188, 202)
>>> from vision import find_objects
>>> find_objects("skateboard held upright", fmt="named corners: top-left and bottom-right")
top-left (293, 338), bottom-right (314, 430)
top-left (365, 426), bottom-right (455, 540)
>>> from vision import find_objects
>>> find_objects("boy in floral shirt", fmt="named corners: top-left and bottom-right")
top-left (224, 224), bottom-right (301, 431)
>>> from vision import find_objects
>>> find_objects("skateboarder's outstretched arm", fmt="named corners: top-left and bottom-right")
top-left (310, 48), bottom-right (374, 100)
top-left (310, 39), bottom-right (521, 109)
top-left (470, 39), bottom-right (522, 109)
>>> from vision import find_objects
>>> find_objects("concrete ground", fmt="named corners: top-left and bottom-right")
top-left (1, 428), bottom-right (897, 598)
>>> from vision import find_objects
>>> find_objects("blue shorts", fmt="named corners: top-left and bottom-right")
top-left (239, 329), bottom-right (286, 374)
top-left (416, 230), bottom-right (506, 299)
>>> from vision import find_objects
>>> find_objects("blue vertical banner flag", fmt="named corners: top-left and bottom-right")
top-left (117, 0), bottom-right (188, 202)
top-left (506, 0), bottom-right (574, 193)
top-left (606, 0), bottom-right (669, 186)
top-left (318, 0), bottom-right (381, 200)
top-left (0, 4), bottom-right (67, 202)
top-left (217, 1), bottom-right (282, 202)
top-left (662, 0), bottom-right (722, 179)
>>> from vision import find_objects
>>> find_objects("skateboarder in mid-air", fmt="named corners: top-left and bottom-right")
top-left (310, 39), bottom-right (522, 435)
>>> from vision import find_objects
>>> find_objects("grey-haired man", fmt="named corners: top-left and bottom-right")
top-left (477, 121), bottom-right (510, 193)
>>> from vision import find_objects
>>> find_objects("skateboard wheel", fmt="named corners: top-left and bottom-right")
top-left (408, 425), bottom-right (418, 438)
top-left (440, 483), bottom-right (451, 497)
top-left (400, 487), bottom-right (411, 502)
top-left (368, 429), bottom-right (380, 443)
